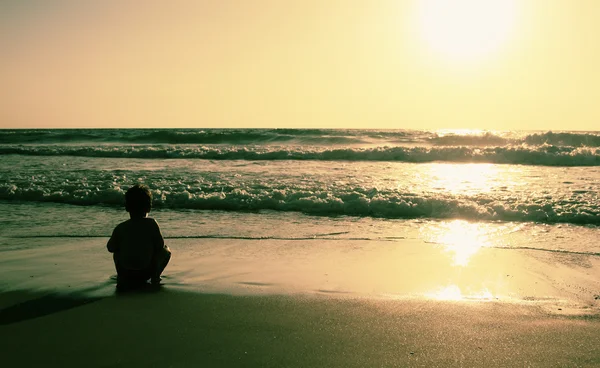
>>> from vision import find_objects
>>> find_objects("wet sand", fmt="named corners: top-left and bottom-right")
top-left (1, 289), bottom-right (599, 367)
top-left (0, 237), bottom-right (599, 367)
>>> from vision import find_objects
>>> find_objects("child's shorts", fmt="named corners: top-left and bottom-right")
top-left (116, 268), bottom-right (152, 290)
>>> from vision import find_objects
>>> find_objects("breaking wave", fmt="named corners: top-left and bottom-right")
top-left (1, 144), bottom-right (598, 166)
top-left (429, 131), bottom-right (600, 147)
top-left (0, 129), bottom-right (400, 145)
top-left (1, 129), bottom-right (599, 147)
top-left (1, 182), bottom-right (598, 225)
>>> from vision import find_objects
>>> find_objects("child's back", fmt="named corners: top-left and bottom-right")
top-left (108, 217), bottom-right (164, 271)
top-left (107, 184), bottom-right (171, 289)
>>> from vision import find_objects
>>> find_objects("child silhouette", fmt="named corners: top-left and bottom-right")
top-left (108, 184), bottom-right (171, 290)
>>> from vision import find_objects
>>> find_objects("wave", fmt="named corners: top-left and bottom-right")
top-left (1, 144), bottom-right (598, 166)
top-left (523, 131), bottom-right (600, 147)
top-left (429, 132), bottom-right (511, 146)
top-left (1, 184), bottom-right (598, 226)
top-left (126, 130), bottom-right (364, 145)
top-left (0, 129), bottom-right (384, 145)
top-left (430, 131), bottom-right (600, 147)
top-left (1, 128), bottom-right (599, 147)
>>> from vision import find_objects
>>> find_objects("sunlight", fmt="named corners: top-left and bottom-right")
top-left (428, 285), bottom-right (495, 301)
top-left (434, 128), bottom-right (486, 137)
top-left (427, 163), bottom-right (500, 195)
top-left (416, 0), bottom-right (518, 63)
top-left (431, 284), bottom-right (463, 301)
top-left (425, 220), bottom-right (492, 266)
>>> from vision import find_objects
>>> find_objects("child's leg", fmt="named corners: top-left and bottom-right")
top-left (115, 255), bottom-right (152, 289)
top-left (113, 253), bottom-right (120, 273)
top-left (152, 246), bottom-right (171, 283)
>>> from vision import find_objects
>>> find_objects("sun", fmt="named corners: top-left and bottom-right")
top-left (416, 0), bottom-right (518, 63)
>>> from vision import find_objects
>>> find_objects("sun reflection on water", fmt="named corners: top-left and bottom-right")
top-left (428, 285), bottom-right (495, 301)
top-left (427, 163), bottom-right (501, 195)
top-left (423, 220), bottom-right (493, 266)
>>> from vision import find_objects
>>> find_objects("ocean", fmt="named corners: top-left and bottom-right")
top-left (0, 128), bottom-right (599, 279)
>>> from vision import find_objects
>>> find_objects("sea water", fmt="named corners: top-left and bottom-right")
top-left (0, 128), bottom-right (598, 259)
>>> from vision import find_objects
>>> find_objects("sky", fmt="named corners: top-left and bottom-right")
top-left (1, 0), bottom-right (599, 130)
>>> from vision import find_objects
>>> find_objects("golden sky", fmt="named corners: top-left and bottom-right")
top-left (1, 0), bottom-right (599, 130)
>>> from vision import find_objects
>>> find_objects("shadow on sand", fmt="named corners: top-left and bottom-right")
top-left (0, 282), bottom-right (163, 326)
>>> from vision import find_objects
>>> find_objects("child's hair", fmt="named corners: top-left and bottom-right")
top-left (125, 184), bottom-right (152, 213)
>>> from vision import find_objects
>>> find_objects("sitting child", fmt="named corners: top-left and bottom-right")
top-left (107, 184), bottom-right (171, 290)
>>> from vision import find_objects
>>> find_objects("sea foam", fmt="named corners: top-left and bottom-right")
top-left (1, 179), bottom-right (598, 225)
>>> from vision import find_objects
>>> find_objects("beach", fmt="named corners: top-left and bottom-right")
top-left (2, 290), bottom-right (600, 367)
top-left (3, 0), bottom-right (600, 362)
top-left (1, 236), bottom-right (599, 367)
top-left (0, 128), bottom-right (599, 366)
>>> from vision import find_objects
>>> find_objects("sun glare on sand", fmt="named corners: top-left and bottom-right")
top-left (417, 0), bottom-right (518, 63)
top-left (428, 285), bottom-right (495, 301)
top-left (422, 221), bottom-right (498, 301)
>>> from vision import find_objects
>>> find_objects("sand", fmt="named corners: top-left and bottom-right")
top-left (1, 290), bottom-right (599, 367)
top-left (1, 237), bottom-right (599, 367)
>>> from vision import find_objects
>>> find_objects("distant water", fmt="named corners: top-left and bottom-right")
top-left (0, 128), bottom-right (599, 256)
top-left (1, 128), bottom-right (599, 166)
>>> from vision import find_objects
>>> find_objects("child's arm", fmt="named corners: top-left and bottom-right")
top-left (151, 220), bottom-right (171, 280)
top-left (107, 226), bottom-right (120, 253)
top-left (152, 220), bottom-right (170, 252)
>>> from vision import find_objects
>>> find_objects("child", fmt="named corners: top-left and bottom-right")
top-left (108, 184), bottom-right (171, 290)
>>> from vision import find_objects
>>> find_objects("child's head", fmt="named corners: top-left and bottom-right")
top-left (125, 184), bottom-right (152, 216)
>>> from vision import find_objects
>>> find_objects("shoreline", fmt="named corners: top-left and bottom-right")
top-left (1, 237), bottom-right (599, 312)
